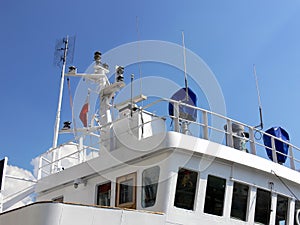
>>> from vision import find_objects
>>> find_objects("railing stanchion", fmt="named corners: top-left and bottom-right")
top-left (289, 145), bottom-right (295, 170)
top-left (173, 102), bottom-right (180, 132)
top-left (202, 111), bottom-right (208, 140)
top-left (51, 148), bottom-right (56, 174)
top-left (271, 136), bottom-right (278, 163)
top-left (226, 119), bottom-right (233, 148)
top-left (79, 136), bottom-right (84, 163)
top-left (37, 157), bottom-right (43, 180)
top-left (249, 128), bottom-right (256, 155)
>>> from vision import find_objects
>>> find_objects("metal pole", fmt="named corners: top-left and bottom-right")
top-left (51, 36), bottom-right (68, 174)
top-left (182, 31), bottom-right (189, 101)
top-left (131, 74), bottom-right (134, 117)
top-left (52, 36), bottom-right (69, 149)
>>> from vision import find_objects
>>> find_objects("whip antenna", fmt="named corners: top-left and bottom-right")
top-left (253, 64), bottom-right (264, 129)
top-left (136, 16), bottom-right (143, 96)
top-left (182, 31), bottom-right (189, 101)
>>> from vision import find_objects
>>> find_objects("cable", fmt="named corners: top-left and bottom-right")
top-left (271, 170), bottom-right (299, 201)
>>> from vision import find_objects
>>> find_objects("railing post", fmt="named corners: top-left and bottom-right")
top-left (249, 128), bottom-right (256, 155)
top-left (37, 156), bottom-right (43, 180)
top-left (226, 119), bottom-right (233, 148)
top-left (173, 101), bottom-right (180, 132)
top-left (289, 145), bottom-right (295, 170)
top-left (79, 136), bottom-right (85, 163)
top-left (57, 146), bottom-right (61, 171)
top-left (202, 111), bottom-right (208, 140)
top-left (51, 148), bottom-right (56, 174)
top-left (271, 136), bottom-right (278, 163)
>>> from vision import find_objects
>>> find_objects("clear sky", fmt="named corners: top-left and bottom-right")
top-left (1, 0), bottom-right (300, 172)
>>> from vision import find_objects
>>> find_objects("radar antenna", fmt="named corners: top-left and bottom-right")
top-left (253, 64), bottom-right (264, 130)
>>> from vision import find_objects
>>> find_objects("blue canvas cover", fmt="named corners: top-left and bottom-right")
top-left (263, 127), bottom-right (289, 164)
top-left (168, 88), bottom-right (197, 122)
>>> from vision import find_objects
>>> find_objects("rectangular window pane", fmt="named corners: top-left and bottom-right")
top-left (294, 200), bottom-right (300, 225)
top-left (116, 172), bottom-right (136, 209)
top-left (120, 179), bottom-right (133, 204)
top-left (142, 166), bottom-right (160, 208)
top-left (174, 168), bottom-right (198, 210)
top-left (230, 182), bottom-right (249, 221)
top-left (97, 182), bottom-right (111, 206)
top-left (276, 195), bottom-right (288, 225)
top-left (254, 188), bottom-right (271, 225)
top-left (204, 175), bottom-right (226, 216)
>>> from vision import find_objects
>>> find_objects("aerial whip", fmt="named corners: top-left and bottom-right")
top-left (253, 64), bottom-right (264, 130)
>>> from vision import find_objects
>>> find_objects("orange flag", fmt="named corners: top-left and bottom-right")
top-left (79, 95), bottom-right (89, 127)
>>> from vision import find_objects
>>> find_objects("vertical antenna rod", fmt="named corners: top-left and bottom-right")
top-left (53, 36), bottom-right (69, 148)
top-left (182, 31), bottom-right (188, 100)
top-left (130, 74), bottom-right (134, 117)
top-left (253, 64), bottom-right (264, 129)
top-left (136, 16), bottom-right (143, 96)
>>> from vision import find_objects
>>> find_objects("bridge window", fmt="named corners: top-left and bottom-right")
top-left (230, 182), bottom-right (249, 221)
top-left (204, 175), bottom-right (226, 216)
top-left (116, 172), bottom-right (136, 209)
top-left (142, 166), bottom-right (160, 208)
top-left (294, 200), bottom-right (300, 225)
top-left (96, 182), bottom-right (111, 206)
top-left (254, 188), bottom-right (271, 225)
top-left (276, 195), bottom-right (288, 225)
top-left (174, 168), bottom-right (198, 210)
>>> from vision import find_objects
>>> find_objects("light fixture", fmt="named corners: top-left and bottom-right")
top-left (115, 65), bottom-right (124, 82)
top-left (94, 51), bottom-right (101, 62)
top-left (73, 178), bottom-right (86, 189)
top-left (68, 66), bottom-right (77, 73)
top-left (62, 121), bottom-right (71, 130)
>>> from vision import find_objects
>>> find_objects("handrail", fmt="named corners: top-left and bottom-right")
top-left (37, 97), bottom-right (300, 179)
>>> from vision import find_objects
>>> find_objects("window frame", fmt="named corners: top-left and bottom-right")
top-left (230, 182), bottom-right (249, 221)
top-left (204, 174), bottom-right (227, 216)
top-left (96, 181), bottom-right (111, 206)
top-left (275, 194), bottom-right (288, 225)
top-left (254, 188), bottom-right (272, 225)
top-left (141, 166), bottom-right (160, 208)
top-left (116, 172), bottom-right (137, 209)
top-left (174, 167), bottom-right (199, 211)
top-left (295, 200), bottom-right (300, 225)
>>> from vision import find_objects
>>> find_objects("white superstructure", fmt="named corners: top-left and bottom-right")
top-left (1, 51), bottom-right (300, 225)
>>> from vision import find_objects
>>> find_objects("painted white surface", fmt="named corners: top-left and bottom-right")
top-left (0, 202), bottom-right (165, 225)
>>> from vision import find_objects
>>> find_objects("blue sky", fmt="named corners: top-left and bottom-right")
top-left (1, 0), bottom-right (300, 172)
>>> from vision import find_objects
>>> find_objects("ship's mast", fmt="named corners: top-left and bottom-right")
top-left (53, 36), bottom-right (69, 148)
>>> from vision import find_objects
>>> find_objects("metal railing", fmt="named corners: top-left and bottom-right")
top-left (37, 98), bottom-right (300, 179)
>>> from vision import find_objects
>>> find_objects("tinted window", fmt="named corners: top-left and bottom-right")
top-left (230, 182), bottom-right (249, 221)
top-left (174, 168), bottom-right (198, 210)
top-left (294, 200), bottom-right (300, 225)
top-left (142, 166), bottom-right (160, 208)
top-left (254, 188), bottom-right (271, 225)
top-left (204, 175), bottom-right (226, 216)
top-left (96, 182), bottom-right (111, 206)
top-left (276, 195), bottom-right (288, 225)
